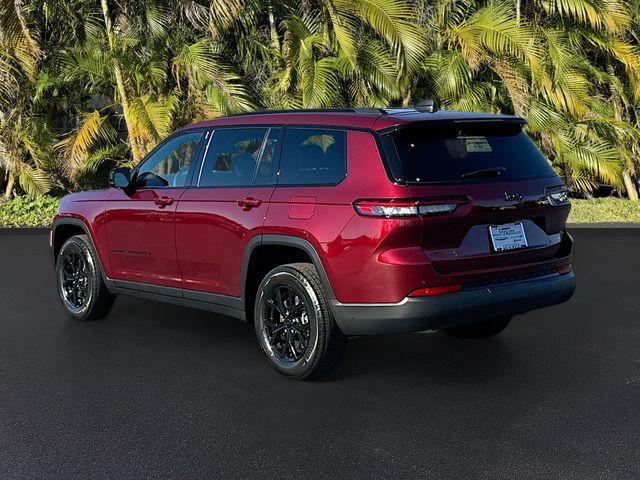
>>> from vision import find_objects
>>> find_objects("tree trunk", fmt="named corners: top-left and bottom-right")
top-left (268, 3), bottom-right (280, 53)
top-left (4, 172), bottom-right (15, 199)
top-left (515, 0), bottom-right (521, 26)
top-left (100, 0), bottom-right (144, 163)
top-left (322, 7), bottom-right (331, 48)
top-left (402, 88), bottom-right (412, 107)
top-left (113, 64), bottom-right (144, 162)
top-left (622, 170), bottom-right (639, 200)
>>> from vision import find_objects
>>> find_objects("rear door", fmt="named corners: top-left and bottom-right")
top-left (175, 127), bottom-right (281, 297)
top-left (266, 127), bottom-right (350, 226)
top-left (106, 130), bottom-right (205, 288)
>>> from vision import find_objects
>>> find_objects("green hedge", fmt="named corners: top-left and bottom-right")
top-left (0, 196), bottom-right (60, 227)
top-left (568, 198), bottom-right (640, 223)
top-left (1, 195), bottom-right (640, 227)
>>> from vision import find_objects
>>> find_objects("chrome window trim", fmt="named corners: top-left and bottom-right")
top-left (196, 129), bottom-right (215, 187)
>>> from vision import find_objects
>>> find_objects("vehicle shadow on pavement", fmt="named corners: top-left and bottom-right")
top-left (69, 291), bottom-right (527, 386)
top-left (336, 332), bottom-right (519, 383)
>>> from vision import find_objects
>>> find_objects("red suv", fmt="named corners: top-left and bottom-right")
top-left (52, 107), bottom-right (575, 379)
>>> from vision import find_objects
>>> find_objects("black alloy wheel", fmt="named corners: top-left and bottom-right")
top-left (55, 235), bottom-right (115, 321)
top-left (254, 263), bottom-right (346, 379)
top-left (263, 284), bottom-right (312, 363)
top-left (58, 244), bottom-right (91, 312)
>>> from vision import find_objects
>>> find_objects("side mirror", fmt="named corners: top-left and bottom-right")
top-left (109, 167), bottom-right (132, 189)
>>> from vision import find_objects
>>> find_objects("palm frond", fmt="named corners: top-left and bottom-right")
top-left (301, 55), bottom-right (340, 108)
top-left (344, 0), bottom-right (427, 71)
top-left (55, 110), bottom-right (117, 177)
top-left (83, 144), bottom-right (129, 173)
top-left (552, 129), bottom-right (624, 189)
top-left (537, 0), bottom-right (630, 34)
top-left (16, 164), bottom-right (52, 197)
top-left (0, 0), bottom-right (41, 79)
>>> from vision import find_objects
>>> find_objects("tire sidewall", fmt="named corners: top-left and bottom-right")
top-left (254, 267), bottom-right (324, 377)
top-left (56, 236), bottom-right (99, 320)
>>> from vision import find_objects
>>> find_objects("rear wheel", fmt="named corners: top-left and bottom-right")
top-left (55, 235), bottom-right (115, 321)
top-left (443, 316), bottom-right (511, 339)
top-left (254, 263), bottom-right (346, 380)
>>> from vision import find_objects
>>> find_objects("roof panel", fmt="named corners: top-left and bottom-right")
top-left (180, 109), bottom-right (525, 132)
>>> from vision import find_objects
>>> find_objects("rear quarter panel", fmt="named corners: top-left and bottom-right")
top-left (264, 130), bottom-right (412, 303)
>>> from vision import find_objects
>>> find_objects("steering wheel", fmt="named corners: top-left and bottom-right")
top-left (137, 171), bottom-right (169, 188)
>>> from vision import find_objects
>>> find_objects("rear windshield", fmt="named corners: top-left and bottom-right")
top-left (386, 123), bottom-right (555, 183)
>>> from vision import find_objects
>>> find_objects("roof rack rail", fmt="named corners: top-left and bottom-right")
top-left (381, 107), bottom-right (416, 115)
top-left (220, 108), bottom-right (387, 118)
top-left (352, 107), bottom-right (387, 114)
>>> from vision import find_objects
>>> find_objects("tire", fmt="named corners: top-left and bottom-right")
top-left (443, 316), bottom-right (512, 339)
top-left (254, 263), bottom-right (346, 380)
top-left (55, 234), bottom-right (115, 321)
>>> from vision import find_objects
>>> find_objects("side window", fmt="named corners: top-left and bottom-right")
top-left (199, 128), bottom-right (268, 187)
top-left (135, 131), bottom-right (203, 188)
top-left (278, 129), bottom-right (346, 185)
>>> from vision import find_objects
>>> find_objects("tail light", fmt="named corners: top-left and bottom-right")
top-left (546, 186), bottom-right (569, 206)
top-left (353, 197), bottom-right (468, 218)
top-left (354, 200), bottom-right (420, 217)
top-left (557, 264), bottom-right (572, 275)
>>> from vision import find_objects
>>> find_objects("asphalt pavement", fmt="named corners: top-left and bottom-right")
top-left (0, 229), bottom-right (638, 479)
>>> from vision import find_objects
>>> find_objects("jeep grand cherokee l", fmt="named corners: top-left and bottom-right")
top-left (51, 107), bottom-right (576, 379)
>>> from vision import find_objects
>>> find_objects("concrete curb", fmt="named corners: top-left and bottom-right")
top-left (0, 227), bottom-right (50, 234)
top-left (567, 223), bottom-right (640, 228)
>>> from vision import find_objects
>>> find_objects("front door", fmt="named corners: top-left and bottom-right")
top-left (106, 130), bottom-right (205, 288)
top-left (176, 127), bottom-right (281, 297)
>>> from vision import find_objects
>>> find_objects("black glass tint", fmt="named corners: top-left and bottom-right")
top-left (136, 131), bottom-right (203, 188)
top-left (389, 124), bottom-right (555, 183)
top-left (199, 128), bottom-right (268, 187)
top-left (278, 129), bottom-right (346, 185)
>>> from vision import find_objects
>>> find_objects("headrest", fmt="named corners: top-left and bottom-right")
top-left (233, 153), bottom-right (256, 179)
top-left (298, 144), bottom-right (326, 170)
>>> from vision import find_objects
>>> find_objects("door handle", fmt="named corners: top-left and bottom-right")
top-left (154, 196), bottom-right (175, 208)
top-left (237, 197), bottom-right (262, 211)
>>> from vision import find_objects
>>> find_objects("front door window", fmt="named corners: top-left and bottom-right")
top-left (135, 132), bottom-right (203, 188)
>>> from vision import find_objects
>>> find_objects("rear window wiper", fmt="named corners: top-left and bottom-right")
top-left (461, 167), bottom-right (506, 179)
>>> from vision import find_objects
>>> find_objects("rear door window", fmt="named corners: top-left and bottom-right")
top-left (278, 129), bottom-right (346, 185)
top-left (386, 123), bottom-right (555, 183)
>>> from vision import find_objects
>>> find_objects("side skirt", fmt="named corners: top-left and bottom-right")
top-left (105, 279), bottom-right (246, 322)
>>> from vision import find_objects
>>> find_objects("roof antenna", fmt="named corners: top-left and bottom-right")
top-left (415, 98), bottom-right (438, 113)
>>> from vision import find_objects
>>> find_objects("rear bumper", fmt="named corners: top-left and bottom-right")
top-left (330, 272), bottom-right (575, 336)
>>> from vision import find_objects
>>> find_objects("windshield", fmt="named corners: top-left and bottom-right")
top-left (386, 123), bottom-right (555, 183)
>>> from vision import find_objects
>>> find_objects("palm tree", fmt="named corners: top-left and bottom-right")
top-left (3, 0), bottom-right (640, 199)
top-left (0, 0), bottom-right (53, 198)
top-left (245, 0), bottom-right (427, 108)
top-left (410, 0), bottom-right (638, 197)
top-left (51, 0), bottom-right (254, 172)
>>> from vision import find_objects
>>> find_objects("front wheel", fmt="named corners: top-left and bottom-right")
top-left (443, 316), bottom-right (512, 339)
top-left (55, 235), bottom-right (115, 321)
top-left (254, 263), bottom-right (346, 380)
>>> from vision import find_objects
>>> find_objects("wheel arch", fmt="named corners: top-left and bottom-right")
top-left (51, 217), bottom-right (92, 258)
top-left (241, 234), bottom-right (335, 323)
top-left (51, 217), bottom-right (111, 285)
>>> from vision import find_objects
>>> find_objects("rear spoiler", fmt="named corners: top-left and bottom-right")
top-left (377, 117), bottom-right (527, 135)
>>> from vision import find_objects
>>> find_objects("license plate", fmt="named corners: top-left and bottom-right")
top-left (489, 222), bottom-right (528, 252)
